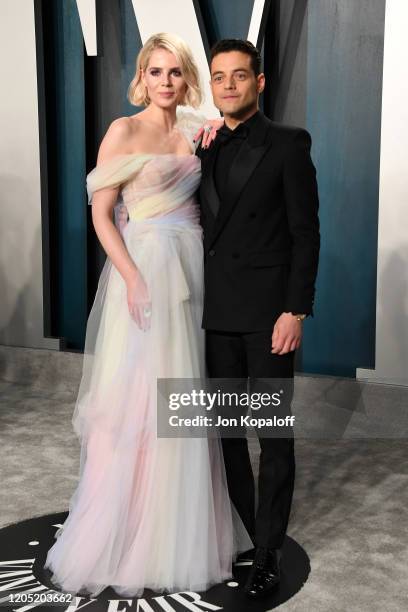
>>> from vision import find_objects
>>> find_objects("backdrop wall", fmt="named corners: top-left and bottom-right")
top-left (2, 0), bottom-right (403, 383)
top-left (0, 0), bottom-right (59, 350)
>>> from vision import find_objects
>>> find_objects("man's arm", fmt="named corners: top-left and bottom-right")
top-left (271, 128), bottom-right (320, 355)
top-left (283, 128), bottom-right (320, 316)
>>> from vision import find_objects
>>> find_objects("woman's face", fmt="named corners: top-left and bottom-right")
top-left (142, 48), bottom-right (187, 108)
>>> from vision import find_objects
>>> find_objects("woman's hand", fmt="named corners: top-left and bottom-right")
top-left (126, 270), bottom-right (151, 331)
top-left (194, 118), bottom-right (225, 149)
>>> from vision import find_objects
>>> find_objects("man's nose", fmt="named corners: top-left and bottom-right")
top-left (224, 76), bottom-right (236, 89)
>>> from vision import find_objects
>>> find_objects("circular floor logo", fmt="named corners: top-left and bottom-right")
top-left (0, 512), bottom-right (309, 611)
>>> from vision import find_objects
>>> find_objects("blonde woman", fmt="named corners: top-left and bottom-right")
top-left (44, 33), bottom-right (252, 598)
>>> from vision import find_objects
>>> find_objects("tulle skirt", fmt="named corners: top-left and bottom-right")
top-left (44, 201), bottom-right (253, 598)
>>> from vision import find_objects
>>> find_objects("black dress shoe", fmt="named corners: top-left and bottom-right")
top-left (234, 547), bottom-right (256, 565)
top-left (244, 547), bottom-right (281, 599)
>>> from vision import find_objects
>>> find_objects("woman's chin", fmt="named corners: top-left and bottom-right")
top-left (152, 96), bottom-right (179, 109)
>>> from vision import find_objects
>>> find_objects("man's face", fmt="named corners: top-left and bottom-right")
top-left (210, 51), bottom-right (265, 118)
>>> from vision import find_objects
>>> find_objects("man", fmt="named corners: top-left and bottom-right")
top-left (196, 39), bottom-right (320, 599)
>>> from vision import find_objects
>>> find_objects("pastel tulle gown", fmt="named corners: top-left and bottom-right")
top-left (44, 109), bottom-right (253, 598)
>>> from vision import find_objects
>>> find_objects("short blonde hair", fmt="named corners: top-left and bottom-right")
top-left (127, 32), bottom-right (203, 108)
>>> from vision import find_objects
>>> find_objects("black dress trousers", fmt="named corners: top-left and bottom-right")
top-left (206, 328), bottom-right (296, 549)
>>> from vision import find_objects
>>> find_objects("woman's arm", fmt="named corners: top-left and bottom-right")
top-left (91, 119), bottom-right (150, 330)
top-left (91, 119), bottom-right (136, 283)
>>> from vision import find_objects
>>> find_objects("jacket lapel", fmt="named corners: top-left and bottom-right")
top-left (207, 112), bottom-right (274, 248)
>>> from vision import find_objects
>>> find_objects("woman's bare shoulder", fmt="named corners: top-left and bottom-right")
top-left (97, 116), bottom-right (137, 163)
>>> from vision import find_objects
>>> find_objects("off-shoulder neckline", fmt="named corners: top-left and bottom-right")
top-left (92, 152), bottom-right (198, 165)
top-left (120, 152), bottom-right (195, 158)
top-left (87, 152), bottom-right (199, 174)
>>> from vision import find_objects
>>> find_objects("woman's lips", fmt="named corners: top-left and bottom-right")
top-left (158, 92), bottom-right (175, 97)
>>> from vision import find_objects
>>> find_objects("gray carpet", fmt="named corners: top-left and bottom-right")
top-left (1, 345), bottom-right (407, 611)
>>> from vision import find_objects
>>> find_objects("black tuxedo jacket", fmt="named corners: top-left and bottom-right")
top-left (196, 111), bottom-right (320, 332)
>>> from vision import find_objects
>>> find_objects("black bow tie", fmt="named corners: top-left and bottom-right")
top-left (218, 123), bottom-right (249, 141)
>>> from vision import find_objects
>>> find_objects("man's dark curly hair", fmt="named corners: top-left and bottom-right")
top-left (209, 39), bottom-right (262, 77)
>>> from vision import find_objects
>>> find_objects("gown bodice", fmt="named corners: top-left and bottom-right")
top-left (87, 153), bottom-right (201, 221)
top-left (86, 108), bottom-right (206, 221)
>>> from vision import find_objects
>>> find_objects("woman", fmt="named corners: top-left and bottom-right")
top-left (44, 32), bottom-right (253, 598)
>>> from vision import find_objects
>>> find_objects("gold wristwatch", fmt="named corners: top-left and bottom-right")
top-left (293, 313), bottom-right (307, 321)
